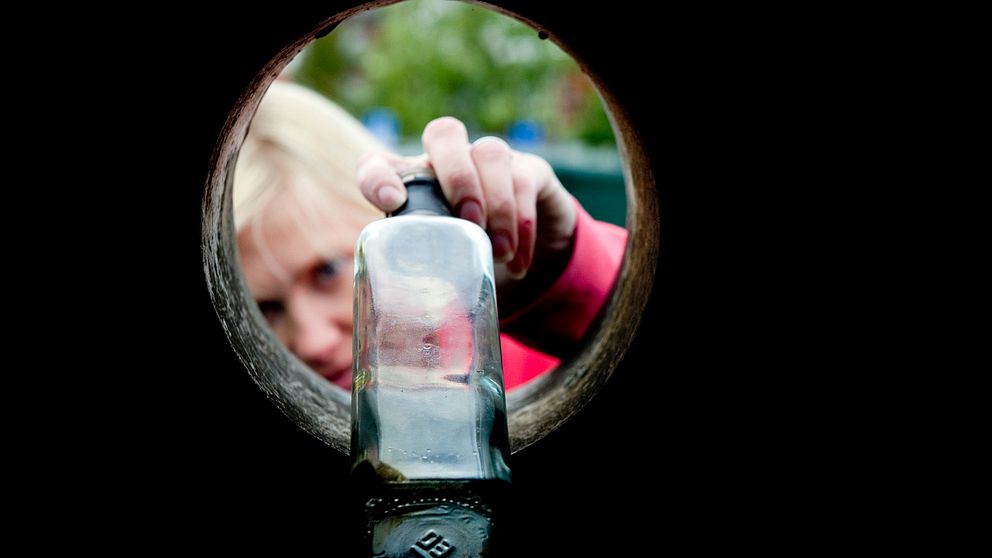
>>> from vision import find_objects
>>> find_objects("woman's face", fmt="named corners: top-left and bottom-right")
top-left (238, 193), bottom-right (376, 390)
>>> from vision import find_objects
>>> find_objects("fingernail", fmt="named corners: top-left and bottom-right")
top-left (506, 250), bottom-right (529, 280)
top-left (472, 136), bottom-right (511, 149)
top-left (491, 231), bottom-right (513, 263)
top-left (376, 185), bottom-right (404, 209)
top-left (505, 264), bottom-right (527, 281)
top-left (458, 200), bottom-right (485, 227)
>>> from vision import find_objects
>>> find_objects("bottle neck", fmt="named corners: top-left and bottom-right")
top-left (388, 176), bottom-right (453, 218)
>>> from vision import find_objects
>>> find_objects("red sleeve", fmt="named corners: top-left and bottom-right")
top-left (500, 197), bottom-right (627, 357)
top-left (499, 333), bottom-right (560, 390)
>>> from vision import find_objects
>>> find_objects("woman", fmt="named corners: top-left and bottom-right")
top-left (235, 81), bottom-right (625, 390)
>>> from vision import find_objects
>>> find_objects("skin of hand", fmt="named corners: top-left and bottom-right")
top-left (357, 116), bottom-right (578, 313)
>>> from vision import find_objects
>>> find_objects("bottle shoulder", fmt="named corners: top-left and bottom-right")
top-left (357, 216), bottom-right (490, 246)
top-left (355, 215), bottom-right (494, 279)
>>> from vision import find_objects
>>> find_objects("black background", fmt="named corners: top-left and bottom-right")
top-left (73, 2), bottom-right (857, 554)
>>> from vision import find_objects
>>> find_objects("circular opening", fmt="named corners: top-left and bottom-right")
top-left (203, 0), bottom-right (657, 454)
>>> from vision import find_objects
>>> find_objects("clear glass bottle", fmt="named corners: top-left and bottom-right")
top-left (351, 168), bottom-right (511, 556)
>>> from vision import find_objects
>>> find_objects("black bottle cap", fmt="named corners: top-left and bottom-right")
top-left (388, 167), bottom-right (454, 218)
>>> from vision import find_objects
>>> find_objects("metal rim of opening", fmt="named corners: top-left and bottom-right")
top-left (202, 0), bottom-right (658, 454)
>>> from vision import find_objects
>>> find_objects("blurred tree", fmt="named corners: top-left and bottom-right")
top-left (295, 0), bottom-right (615, 145)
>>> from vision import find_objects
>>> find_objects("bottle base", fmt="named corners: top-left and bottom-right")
top-left (357, 479), bottom-right (509, 558)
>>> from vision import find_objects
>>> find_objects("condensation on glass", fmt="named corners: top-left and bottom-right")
top-left (350, 170), bottom-right (512, 484)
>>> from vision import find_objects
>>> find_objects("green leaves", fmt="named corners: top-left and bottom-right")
top-left (295, 0), bottom-right (614, 145)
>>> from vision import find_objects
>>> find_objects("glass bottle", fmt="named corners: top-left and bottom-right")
top-left (351, 168), bottom-right (511, 557)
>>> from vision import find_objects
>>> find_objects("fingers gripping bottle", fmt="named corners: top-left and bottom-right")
top-left (352, 168), bottom-right (511, 557)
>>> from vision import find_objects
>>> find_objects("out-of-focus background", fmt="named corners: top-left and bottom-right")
top-left (288, 0), bottom-right (626, 226)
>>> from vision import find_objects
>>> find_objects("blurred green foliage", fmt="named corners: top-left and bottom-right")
top-left (295, 0), bottom-right (615, 145)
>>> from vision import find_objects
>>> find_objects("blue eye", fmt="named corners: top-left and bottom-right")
top-left (315, 259), bottom-right (341, 280)
top-left (313, 258), bottom-right (350, 289)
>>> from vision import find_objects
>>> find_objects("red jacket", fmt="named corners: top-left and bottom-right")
top-left (499, 199), bottom-right (628, 389)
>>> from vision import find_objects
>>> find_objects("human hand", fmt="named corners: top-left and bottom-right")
top-left (357, 116), bottom-right (577, 296)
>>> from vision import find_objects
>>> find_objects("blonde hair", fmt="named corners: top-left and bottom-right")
top-left (234, 81), bottom-right (383, 232)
